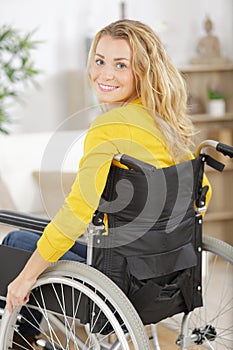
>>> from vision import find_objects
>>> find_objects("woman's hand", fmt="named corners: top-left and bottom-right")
top-left (6, 248), bottom-right (50, 314)
top-left (6, 273), bottom-right (36, 314)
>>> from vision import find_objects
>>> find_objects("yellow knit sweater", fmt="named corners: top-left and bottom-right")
top-left (37, 99), bottom-right (211, 262)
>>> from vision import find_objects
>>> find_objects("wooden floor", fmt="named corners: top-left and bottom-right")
top-left (50, 323), bottom-right (180, 349)
top-left (104, 324), bottom-right (180, 349)
top-left (147, 324), bottom-right (180, 349)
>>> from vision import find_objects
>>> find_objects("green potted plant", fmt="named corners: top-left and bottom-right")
top-left (0, 25), bottom-right (41, 133)
top-left (207, 86), bottom-right (226, 117)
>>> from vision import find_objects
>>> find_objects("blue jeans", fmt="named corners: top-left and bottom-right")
top-left (2, 229), bottom-right (87, 336)
top-left (2, 229), bottom-right (87, 262)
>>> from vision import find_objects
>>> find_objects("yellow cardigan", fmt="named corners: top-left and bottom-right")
top-left (37, 99), bottom-right (212, 262)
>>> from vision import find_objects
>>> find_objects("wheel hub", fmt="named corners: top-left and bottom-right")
top-left (192, 325), bottom-right (217, 345)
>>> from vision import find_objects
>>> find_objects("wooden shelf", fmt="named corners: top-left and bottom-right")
top-left (179, 64), bottom-right (233, 73)
top-left (181, 65), bottom-right (233, 242)
top-left (190, 113), bottom-right (233, 123)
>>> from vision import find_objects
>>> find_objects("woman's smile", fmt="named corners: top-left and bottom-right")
top-left (98, 83), bottom-right (119, 92)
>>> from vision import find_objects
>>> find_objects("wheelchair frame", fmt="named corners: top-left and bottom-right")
top-left (0, 139), bottom-right (233, 350)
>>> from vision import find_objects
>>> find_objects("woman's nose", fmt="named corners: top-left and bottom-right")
top-left (100, 65), bottom-right (114, 80)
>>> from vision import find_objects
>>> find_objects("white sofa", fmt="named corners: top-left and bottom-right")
top-left (0, 130), bottom-right (86, 217)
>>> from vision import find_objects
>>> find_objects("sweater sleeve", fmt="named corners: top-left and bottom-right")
top-left (37, 111), bottom-right (131, 262)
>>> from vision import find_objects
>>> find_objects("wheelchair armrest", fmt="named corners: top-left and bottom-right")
top-left (0, 210), bottom-right (50, 233)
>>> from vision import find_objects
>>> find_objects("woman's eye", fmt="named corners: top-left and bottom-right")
top-left (96, 59), bottom-right (104, 65)
top-left (116, 62), bottom-right (126, 69)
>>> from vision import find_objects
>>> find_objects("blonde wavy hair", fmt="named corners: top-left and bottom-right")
top-left (87, 19), bottom-right (194, 160)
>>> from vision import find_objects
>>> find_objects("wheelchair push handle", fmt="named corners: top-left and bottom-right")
top-left (216, 142), bottom-right (233, 158)
top-left (196, 139), bottom-right (233, 158)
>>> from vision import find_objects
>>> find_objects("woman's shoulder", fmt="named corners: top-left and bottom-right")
top-left (91, 103), bottom-right (142, 128)
top-left (91, 99), bottom-right (149, 128)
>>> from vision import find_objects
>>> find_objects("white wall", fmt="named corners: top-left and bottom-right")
top-left (0, 130), bottom-right (86, 214)
top-left (0, 0), bottom-right (232, 133)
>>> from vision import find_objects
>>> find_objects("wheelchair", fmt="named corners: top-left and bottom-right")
top-left (0, 139), bottom-right (232, 350)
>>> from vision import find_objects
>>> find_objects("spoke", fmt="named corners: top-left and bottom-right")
top-left (203, 337), bottom-right (215, 350)
top-left (212, 261), bottom-right (231, 330)
top-left (12, 329), bottom-right (35, 350)
top-left (214, 337), bottom-right (233, 350)
top-left (31, 287), bottom-right (64, 349)
top-left (15, 306), bottom-right (43, 338)
top-left (51, 283), bottom-right (80, 349)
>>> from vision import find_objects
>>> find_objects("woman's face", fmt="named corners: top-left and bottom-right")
top-left (90, 35), bottom-right (137, 104)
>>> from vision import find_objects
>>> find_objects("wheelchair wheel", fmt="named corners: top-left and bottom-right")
top-left (153, 236), bottom-right (233, 349)
top-left (0, 261), bottom-right (150, 350)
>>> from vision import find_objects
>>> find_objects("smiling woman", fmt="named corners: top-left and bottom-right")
top-left (3, 19), bottom-right (212, 347)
